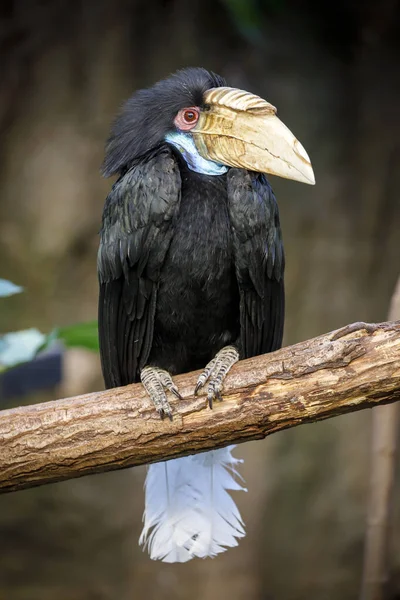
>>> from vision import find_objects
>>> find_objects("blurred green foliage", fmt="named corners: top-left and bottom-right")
top-left (55, 320), bottom-right (99, 353)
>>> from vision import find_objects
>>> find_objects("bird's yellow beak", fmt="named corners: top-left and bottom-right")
top-left (192, 87), bottom-right (315, 185)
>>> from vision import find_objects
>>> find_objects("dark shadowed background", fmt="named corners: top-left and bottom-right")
top-left (0, 1), bottom-right (400, 598)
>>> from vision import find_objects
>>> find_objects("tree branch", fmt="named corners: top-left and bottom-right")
top-left (0, 321), bottom-right (399, 494)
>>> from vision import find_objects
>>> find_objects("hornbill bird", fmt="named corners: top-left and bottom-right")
top-left (98, 67), bottom-right (314, 562)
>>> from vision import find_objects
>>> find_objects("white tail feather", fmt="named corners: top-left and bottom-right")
top-left (139, 446), bottom-right (247, 562)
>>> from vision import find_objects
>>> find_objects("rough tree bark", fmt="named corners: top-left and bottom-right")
top-left (0, 321), bottom-right (399, 494)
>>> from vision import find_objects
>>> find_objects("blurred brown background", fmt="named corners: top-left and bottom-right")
top-left (0, 0), bottom-right (400, 598)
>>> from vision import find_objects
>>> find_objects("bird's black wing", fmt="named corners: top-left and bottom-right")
top-left (227, 169), bottom-right (285, 358)
top-left (98, 147), bottom-right (181, 388)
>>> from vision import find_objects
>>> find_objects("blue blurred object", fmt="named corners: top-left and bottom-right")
top-left (0, 347), bottom-right (63, 403)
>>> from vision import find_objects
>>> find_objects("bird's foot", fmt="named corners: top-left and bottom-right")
top-left (194, 345), bottom-right (239, 408)
top-left (140, 366), bottom-right (182, 420)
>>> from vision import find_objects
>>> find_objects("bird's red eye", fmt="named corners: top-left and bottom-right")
top-left (174, 107), bottom-right (200, 131)
top-left (183, 110), bottom-right (197, 123)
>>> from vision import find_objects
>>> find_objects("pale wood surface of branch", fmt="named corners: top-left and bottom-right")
top-left (0, 321), bottom-right (399, 494)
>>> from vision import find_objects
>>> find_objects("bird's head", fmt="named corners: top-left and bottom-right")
top-left (103, 67), bottom-right (315, 185)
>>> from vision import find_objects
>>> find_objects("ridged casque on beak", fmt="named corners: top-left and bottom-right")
top-left (192, 87), bottom-right (315, 185)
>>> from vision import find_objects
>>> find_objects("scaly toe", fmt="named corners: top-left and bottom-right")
top-left (141, 366), bottom-right (180, 420)
top-left (195, 346), bottom-right (239, 407)
top-left (195, 357), bottom-right (217, 395)
top-left (157, 369), bottom-right (183, 400)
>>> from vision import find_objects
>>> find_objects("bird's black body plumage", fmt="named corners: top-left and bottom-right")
top-left (98, 68), bottom-right (285, 389)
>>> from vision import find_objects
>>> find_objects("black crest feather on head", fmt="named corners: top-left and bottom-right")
top-left (102, 67), bottom-right (226, 177)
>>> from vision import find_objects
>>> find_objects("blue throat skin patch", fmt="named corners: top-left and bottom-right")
top-left (165, 131), bottom-right (228, 176)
